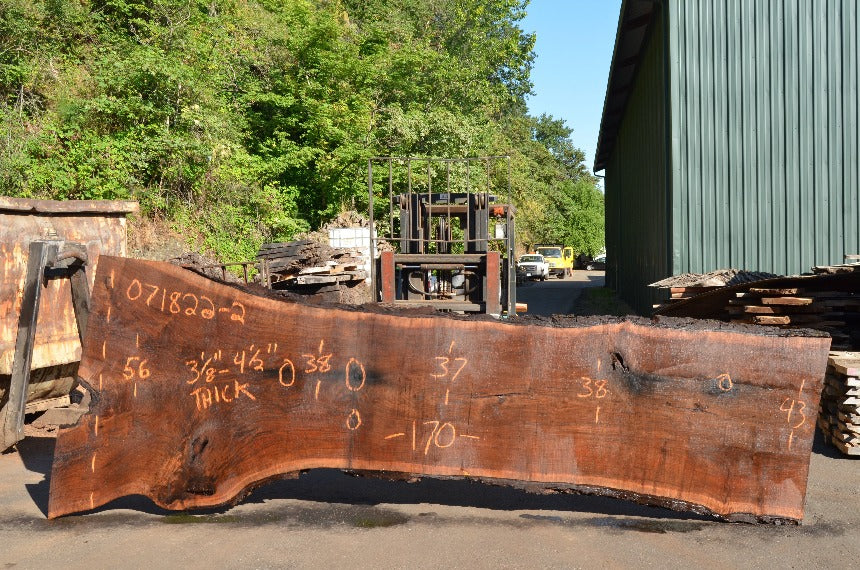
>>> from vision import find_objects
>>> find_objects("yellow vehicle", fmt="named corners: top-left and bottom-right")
top-left (534, 244), bottom-right (574, 279)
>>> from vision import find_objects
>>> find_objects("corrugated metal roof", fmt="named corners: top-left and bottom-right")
top-left (594, 0), bottom-right (659, 172)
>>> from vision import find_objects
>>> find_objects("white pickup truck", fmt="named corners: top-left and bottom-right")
top-left (517, 253), bottom-right (549, 281)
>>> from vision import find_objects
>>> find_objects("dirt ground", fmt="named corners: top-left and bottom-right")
top-left (1, 271), bottom-right (858, 568)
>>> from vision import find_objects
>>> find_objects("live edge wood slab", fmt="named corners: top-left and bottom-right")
top-left (48, 257), bottom-right (831, 522)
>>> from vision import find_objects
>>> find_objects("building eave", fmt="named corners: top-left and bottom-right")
top-left (593, 0), bottom-right (660, 172)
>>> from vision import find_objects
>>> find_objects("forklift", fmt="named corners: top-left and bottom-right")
top-left (368, 157), bottom-right (517, 316)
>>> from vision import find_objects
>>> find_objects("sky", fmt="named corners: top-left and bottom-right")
top-left (521, 1), bottom-right (623, 173)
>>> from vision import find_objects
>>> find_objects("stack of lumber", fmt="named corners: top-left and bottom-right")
top-left (818, 352), bottom-right (860, 456)
top-left (650, 269), bottom-right (776, 311)
top-left (257, 239), bottom-right (367, 295)
top-left (813, 262), bottom-right (860, 275)
top-left (726, 287), bottom-right (857, 350)
top-left (657, 286), bottom-right (723, 309)
top-left (653, 271), bottom-right (860, 351)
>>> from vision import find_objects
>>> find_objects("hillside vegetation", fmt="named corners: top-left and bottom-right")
top-left (0, 0), bottom-right (603, 261)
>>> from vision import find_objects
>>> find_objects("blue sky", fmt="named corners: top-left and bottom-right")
top-left (521, 1), bottom-right (622, 172)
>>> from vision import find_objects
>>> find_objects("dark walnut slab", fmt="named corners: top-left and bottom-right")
top-left (48, 257), bottom-right (831, 521)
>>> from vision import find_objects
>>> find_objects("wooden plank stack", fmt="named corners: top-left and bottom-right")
top-left (653, 268), bottom-right (859, 351)
top-left (650, 270), bottom-right (776, 312)
top-left (813, 261), bottom-right (860, 275)
top-left (659, 286), bottom-right (723, 309)
top-left (818, 352), bottom-right (860, 456)
top-left (726, 288), bottom-right (857, 350)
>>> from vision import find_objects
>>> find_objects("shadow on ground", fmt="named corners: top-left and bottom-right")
top-left (811, 428), bottom-right (854, 460)
top-left (239, 468), bottom-right (717, 522)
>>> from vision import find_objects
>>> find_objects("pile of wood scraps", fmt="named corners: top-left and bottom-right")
top-left (818, 352), bottom-right (860, 456)
top-left (731, 288), bottom-right (857, 350)
top-left (257, 239), bottom-right (368, 303)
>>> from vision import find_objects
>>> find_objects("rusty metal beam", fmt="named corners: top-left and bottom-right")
top-left (1, 241), bottom-right (57, 450)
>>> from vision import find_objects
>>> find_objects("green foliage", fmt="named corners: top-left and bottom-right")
top-left (530, 179), bottom-right (605, 256)
top-left (0, 0), bottom-right (602, 261)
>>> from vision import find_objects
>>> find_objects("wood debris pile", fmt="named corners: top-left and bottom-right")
top-left (257, 239), bottom-right (369, 302)
top-left (818, 352), bottom-right (860, 456)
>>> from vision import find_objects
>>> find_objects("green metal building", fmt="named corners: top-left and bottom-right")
top-left (595, 0), bottom-right (860, 314)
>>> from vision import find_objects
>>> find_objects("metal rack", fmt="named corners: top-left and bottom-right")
top-left (368, 156), bottom-right (516, 316)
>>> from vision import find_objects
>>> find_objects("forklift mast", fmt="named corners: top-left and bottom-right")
top-left (368, 157), bottom-right (516, 316)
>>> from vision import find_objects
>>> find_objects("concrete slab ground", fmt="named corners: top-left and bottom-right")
top-left (1, 432), bottom-right (857, 568)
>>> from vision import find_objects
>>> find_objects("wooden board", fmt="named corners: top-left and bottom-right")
top-left (760, 297), bottom-right (814, 306)
top-left (0, 196), bottom-right (139, 214)
top-left (743, 306), bottom-right (782, 315)
top-left (48, 257), bottom-right (832, 522)
top-left (749, 288), bottom-right (802, 295)
top-left (829, 354), bottom-right (860, 377)
top-left (753, 316), bottom-right (792, 325)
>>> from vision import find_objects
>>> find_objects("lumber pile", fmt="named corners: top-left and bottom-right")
top-left (49, 256), bottom-right (831, 522)
top-left (813, 261), bottom-right (860, 275)
top-left (650, 269), bottom-right (776, 311)
top-left (818, 352), bottom-right (860, 456)
top-left (654, 271), bottom-right (860, 351)
top-left (257, 239), bottom-right (368, 302)
top-left (726, 288), bottom-right (857, 349)
top-left (658, 286), bottom-right (722, 309)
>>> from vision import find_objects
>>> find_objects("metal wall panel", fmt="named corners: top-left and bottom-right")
top-left (602, 0), bottom-right (858, 313)
top-left (668, 0), bottom-right (860, 275)
top-left (605, 12), bottom-right (669, 314)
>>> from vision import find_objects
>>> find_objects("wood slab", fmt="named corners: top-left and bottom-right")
top-left (48, 257), bottom-right (832, 522)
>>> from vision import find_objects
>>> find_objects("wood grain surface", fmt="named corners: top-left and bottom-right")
top-left (48, 257), bottom-right (831, 521)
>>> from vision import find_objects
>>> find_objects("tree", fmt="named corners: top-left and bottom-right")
top-left (532, 113), bottom-right (592, 181)
top-left (0, 0), bottom-right (603, 264)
